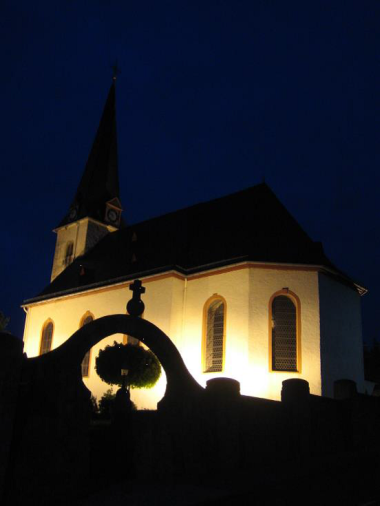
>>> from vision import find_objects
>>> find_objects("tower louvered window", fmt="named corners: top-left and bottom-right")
top-left (81, 314), bottom-right (93, 377)
top-left (64, 242), bottom-right (74, 266)
top-left (40, 321), bottom-right (53, 355)
top-left (204, 299), bottom-right (225, 372)
top-left (272, 295), bottom-right (297, 371)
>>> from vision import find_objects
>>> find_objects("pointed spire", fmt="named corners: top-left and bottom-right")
top-left (58, 81), bottom-right (122, 227)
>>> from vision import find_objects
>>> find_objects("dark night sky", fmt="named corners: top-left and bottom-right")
top-left (0, 1), bottom-right (379, 343)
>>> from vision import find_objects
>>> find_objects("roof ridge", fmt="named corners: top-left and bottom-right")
top-left (125, 182), bottom-right (270, 229)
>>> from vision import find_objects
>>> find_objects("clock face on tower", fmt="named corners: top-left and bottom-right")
top-left (68, 206), bottom-right (78, 221)
top-left (107, 208), bottom-right (118, 223)
top-left (105, 206), bottom-right (121, 226)
top-left (104, 198), bottom-right (122, 227)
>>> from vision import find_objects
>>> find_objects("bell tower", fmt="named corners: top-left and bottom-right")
top-left (51, 79), bottom-right (123, 281)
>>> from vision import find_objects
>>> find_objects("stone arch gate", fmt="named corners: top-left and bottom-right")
top-left (45, 314), bottom-right (204, 408)
top-left (3, 314), bottom-right (208, 504)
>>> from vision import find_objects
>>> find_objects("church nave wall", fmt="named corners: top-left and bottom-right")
top-left (319, 272), bottom-right (365, 397)
top-left (23, 266), bottom-right (336, 408)
top-left (247, 267), bottom-right (321, 400)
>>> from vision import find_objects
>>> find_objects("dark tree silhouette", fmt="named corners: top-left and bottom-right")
top-left (364, 343), bottom-right (380, 383)
top-left (0, 311), bottom-right (10, 332)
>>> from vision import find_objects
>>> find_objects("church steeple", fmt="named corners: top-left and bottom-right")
top-left (59, 81), bottom-right (122, 228)
top-left (51, 81), bottom-right (123, 281)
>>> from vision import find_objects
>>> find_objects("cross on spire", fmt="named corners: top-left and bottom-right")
top-left (112, 62), bottom-right (120, 81)
top-left (127, 280), bottom-right (145, 316)
top-left (58, 79), bottom-right (121, 228)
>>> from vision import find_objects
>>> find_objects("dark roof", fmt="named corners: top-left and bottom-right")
top-left (27, 183), bottom-right (363, 303)
top-left (58, 82), bottom-right (122, 228)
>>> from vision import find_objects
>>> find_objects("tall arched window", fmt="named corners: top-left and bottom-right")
top-left (40, 320), bottom-right (54, 355)
top-left (123, 311), bottom-right (144, 346)
top-left (203, 296), bottom-right (226, 373)
top-left (270, 291), bottom-right (300, 372)
top-left (80, 313), bottom-right (94, 377)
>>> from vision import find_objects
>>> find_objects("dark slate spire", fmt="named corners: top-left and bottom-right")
top-left (58, 81), bottom-right (122, 227)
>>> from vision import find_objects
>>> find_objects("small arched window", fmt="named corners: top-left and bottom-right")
top-left (40, 320), bottom-right (54, 355)
top-left (64, 242), bottom-right (74, 266)
top-left (123, 335), bottom-right (140, 346)
top-left (123, 311), bottom-right (143, 346)
top-left (203, 297), bottom-right (226, 373)
top-left (271, 294), bottom-right (299, 372)
top-left (80, 313), bottom-right (94, 377)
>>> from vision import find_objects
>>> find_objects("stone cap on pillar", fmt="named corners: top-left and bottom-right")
top-left (206, 377), bottom-right (240, 399)
top-left (281, 378), bottom-right (310, 404)
top-left (334, 379), bottom-right (357, 400)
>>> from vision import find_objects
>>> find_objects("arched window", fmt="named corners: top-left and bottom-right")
top-left (270, 292), bottom-right (300, 372)
top-left (40, 320), bottom-right (54, 355)
top-left (203, 296), bottom-right (226, 373)
top-left (123, 335), bottom-right (140, 346)
top-left (123, 311), bottom-right (143, 346)
top-left (64, 242), bottom-right (74, 266)
top-left (80, 313), bottom-right (94, 377)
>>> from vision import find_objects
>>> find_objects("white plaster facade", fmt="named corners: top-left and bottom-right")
top-left (318, 272), bottom-right (365, 397)
top-left (23, 262), bottom-right (365, 409)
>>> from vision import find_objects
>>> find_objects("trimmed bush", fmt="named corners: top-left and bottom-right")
top-left (98, 388), bottom-right (115, 418)
top-left (95, 341), bottom-right (161, 389)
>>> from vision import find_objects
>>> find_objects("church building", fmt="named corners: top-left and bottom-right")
top-left (22, 81), bottom-right (367, 409)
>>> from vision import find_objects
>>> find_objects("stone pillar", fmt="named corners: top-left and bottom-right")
top-left (0, 332), bottom-right (24, 502)
top-left (334, 379), bottom-right (357, 400)
top-left (206, 377), bottom-right (240, 399)
top-left (204, 378), bottom-right (241, 473)
top-left (281, 379), bottom-right (311, 456)
top-left (112, 387), bottom-right (134, 480)
top-left (281, 378), bottom-right (310, 404)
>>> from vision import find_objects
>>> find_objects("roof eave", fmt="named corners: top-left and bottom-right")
top-left (22, 257), bottom-right (366, 307)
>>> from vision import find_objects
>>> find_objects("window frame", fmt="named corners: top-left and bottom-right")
top-left (39, 319), bottom-right (54, 355)
top-left (268, 289), bottom-right (302, 373)
top-left (202, 294), bottom-right (227, 373)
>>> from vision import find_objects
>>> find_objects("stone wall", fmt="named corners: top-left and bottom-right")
top-left (0, 333), bottom-right (24, 501)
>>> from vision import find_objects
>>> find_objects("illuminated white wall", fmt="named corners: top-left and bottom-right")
top-left (180, 268), bottom-right (250, 391)
top-left (179, 267), bottom-right (322, 400)
top-left (247, 268), bottom-right (321, 400)
top-left (23, 264), bottom-right (364, 409)
top-left (319, 272), bottom-right (365, 397)
top-left (51, 222), bottom-right (82, 281)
